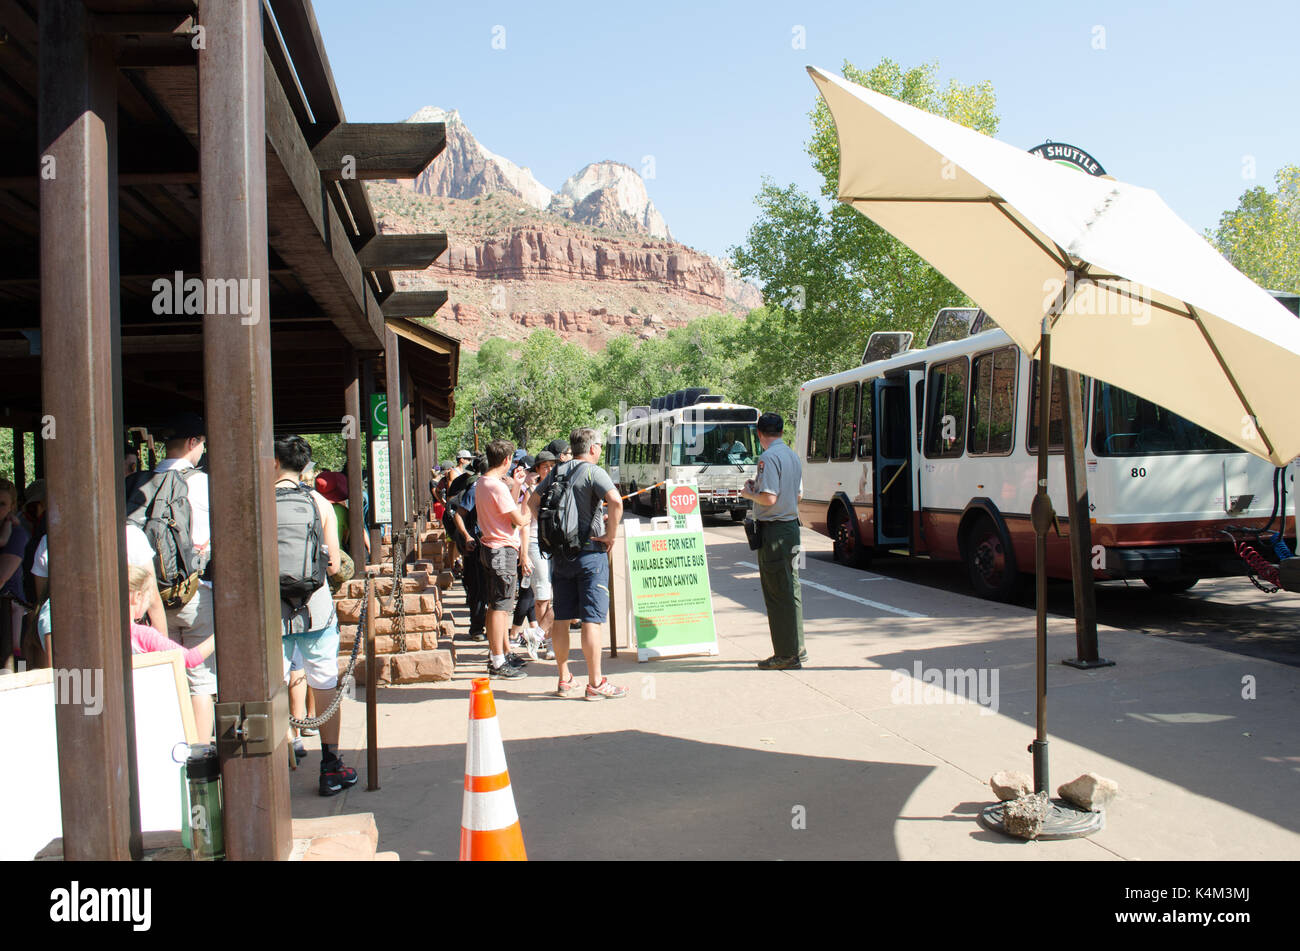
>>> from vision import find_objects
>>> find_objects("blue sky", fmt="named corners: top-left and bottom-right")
top-left (316, 0), bottom-right (1300, 259)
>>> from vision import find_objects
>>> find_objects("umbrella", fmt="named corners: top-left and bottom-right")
top-left (807, 65), bottom-right (1300, 836)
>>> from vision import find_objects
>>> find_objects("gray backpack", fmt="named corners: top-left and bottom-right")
top-left (124, 468), bottom-right (201, 608)
top-left (276, 484), bottom-right (328, 607)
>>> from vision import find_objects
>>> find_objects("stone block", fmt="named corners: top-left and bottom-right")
top-left (436, 571), bottom-right (454, 591)
top-left (1003, 792), bottom-right (1050, 840)
top-left (388, 649), bottom-right (454, 684)
top-left (990, 770), bottom-right (1033, 802)
top-left (336, 599), bottom-right (362, 624)
top-left (1058, 773), bottom-right (1119, 812)
top-left (347, 654), bottom-right (391, 686)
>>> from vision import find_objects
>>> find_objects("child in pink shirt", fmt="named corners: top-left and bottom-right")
top-left (128, 565), bottom-right (215, 668)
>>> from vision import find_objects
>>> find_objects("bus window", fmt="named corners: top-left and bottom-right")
top-left (924, 357), bottom-right (969, 458)
top-left (1028, 364), bottom-right (1090, 453)
top-left (833, 383), bottom-right (858, 461)
top-left (674, 422), bottom-right (759, 466)
top-left (808, 389), bottom-right (831, 461)
top-left (1091, 381), bottom-right (1238, 456)
top-left (856, 383), bottom-right (874, 458)
top-left (968, 347), bottom-right (1017, 455)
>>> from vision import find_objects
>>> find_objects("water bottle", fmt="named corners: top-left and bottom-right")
top-left (520, 572), bottom-right (531, 590)
top-left (185, 744), bottom-right (226, 861)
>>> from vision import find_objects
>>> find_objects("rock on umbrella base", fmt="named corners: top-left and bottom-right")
top-left (978, 797), bottom-right (1104, 841)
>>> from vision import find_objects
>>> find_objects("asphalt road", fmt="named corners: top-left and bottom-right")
top-left (698, 517), bottom-right (1300, 668)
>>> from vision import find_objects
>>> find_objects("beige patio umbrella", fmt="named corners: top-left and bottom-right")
top-left (808, 64), bottom-right (1300, 837)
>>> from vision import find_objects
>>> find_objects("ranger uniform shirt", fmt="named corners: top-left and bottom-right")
top-left (753, 439), bottom-right (801, 522)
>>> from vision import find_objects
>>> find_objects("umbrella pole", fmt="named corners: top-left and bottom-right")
top-left (980, 291), bottom-right (1102, 840)
top-left (1031, 321), bottom-right (1053, 794)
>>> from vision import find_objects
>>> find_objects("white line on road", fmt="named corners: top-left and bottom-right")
top-left (734, 562), bottom-right (927, 618)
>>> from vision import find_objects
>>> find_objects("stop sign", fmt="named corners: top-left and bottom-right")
top-left (669, 485), bottom-right (698, 515)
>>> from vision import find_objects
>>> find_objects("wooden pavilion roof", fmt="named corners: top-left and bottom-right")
top-left (0, 0), bottom-right (456, 432)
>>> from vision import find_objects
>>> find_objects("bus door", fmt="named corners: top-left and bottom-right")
top-left (873, 377), bottom-right (912, 546)
top-left (908, 369), bottom-right (927, 554)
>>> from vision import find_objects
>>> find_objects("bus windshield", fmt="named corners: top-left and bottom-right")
top-left (672, 423), bottom-right (759, 466)
top-left (1092, 382), bottom-right (1239, 456)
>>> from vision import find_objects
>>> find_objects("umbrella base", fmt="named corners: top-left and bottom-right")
top-left (1062, 656), bottom-right (1116, 670)
top-left (978, 798), bottom-right (1104, 840)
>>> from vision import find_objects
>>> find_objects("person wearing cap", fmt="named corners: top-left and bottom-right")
top-left (545, 438), bottom-right (573, 464)
top-left (149, 411), bottom-right (217, 740)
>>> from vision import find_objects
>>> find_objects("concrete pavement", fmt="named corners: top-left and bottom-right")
top-left (290, 522), bottom-right (1300, 860)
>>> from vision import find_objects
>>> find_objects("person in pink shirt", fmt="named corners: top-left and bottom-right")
top-left (474, 439), bottom-right (531, 680)
top-left (127, 565), bottom-right (214, 668)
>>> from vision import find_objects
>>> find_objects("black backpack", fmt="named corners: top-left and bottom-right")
top-left (442, 472), bottom-right (479, 543)
top-left (276, 483), bottom-right (328, 606)
top-left (537, 461), bottom-right (591, 558)
top-left (124, 468), bottom-right (201, 608)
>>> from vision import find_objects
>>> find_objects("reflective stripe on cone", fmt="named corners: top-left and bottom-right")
top-left (459, 678), bottom-right (527, 861)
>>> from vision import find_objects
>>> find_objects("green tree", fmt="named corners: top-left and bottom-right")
top-left (1208, 165), bottom-right (1300, 294)
top-left (731, 58), bottom-right (999, 390)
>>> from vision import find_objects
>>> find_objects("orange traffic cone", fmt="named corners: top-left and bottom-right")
top-left (459, 678), bottom-right (527, 860)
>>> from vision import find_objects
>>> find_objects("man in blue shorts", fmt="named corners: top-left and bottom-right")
top-left (528, 428), bottom-right (626, 700)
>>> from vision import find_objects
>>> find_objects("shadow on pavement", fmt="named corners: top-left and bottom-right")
top-left (301, 730), bottom-right (933, 860)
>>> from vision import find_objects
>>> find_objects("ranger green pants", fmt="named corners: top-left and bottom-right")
top-left (757, 519), bottom-right (804, 658)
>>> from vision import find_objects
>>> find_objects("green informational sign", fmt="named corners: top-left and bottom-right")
top-left (370, 439), bottom-right (392, 525)
top-left (370, 394), bottom-right (388, 438)
top-left (624, 483), bottom-right (719, 661)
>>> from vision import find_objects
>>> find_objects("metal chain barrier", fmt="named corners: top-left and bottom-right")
top-left (289, 574), bottom-right (368, 730)
top-left (391, 528), bottom-right (407, 653)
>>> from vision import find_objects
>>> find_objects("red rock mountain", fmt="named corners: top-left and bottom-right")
top-left (367, 110), bottom-right (759, 350)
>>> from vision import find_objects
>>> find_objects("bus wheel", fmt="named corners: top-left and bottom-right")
top-left (831, 504), bottom-right (870, 569)
top-left (1142, 576), bottom-right (1199, 594)
top-left (965, 515), bottom-right (1020, 601)
top-left (731, 508), bottom-right (747, 522)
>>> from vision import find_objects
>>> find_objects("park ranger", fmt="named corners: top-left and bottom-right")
top-left (740, 412), bottom-right (806, 669)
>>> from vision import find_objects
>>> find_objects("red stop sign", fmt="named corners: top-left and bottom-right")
top-left (669, 486), bottom-right (698, 515)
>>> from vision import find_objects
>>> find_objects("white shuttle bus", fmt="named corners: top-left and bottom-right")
top-left (795, 307), bottom-right (1295, 601)
top-left (617, 388), bottom-right (759, 521)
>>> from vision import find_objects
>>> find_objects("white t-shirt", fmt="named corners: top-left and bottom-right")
top-left (155, 458), bottom-right (211, 552)
top-left (30, 526), bottom-right (156, 581)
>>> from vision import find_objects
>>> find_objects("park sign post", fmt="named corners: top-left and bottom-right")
top-left (623, 481), bottom-right (719, 661)
top-left (370, 439), bottom-right (392, 525)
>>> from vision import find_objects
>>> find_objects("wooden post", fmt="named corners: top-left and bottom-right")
top-left (199, 0), bottom-right (291, 860)
top-left (39, 0), bottom-right (140, 860)
top-left (401, 362), bottom-right (415, 541)
top-left (344, 350), bottom-right (367, 570)
top-left (13, 429), bottom-right (27, 492)
top-left (365, 570), bottom-right (380, 790)
top-left (1062, 372), bottom-right (1113, 669)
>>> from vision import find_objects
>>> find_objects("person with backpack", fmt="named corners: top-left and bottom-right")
top-left (446, 457), bottom-right (487, 641)
top-left (527, 428), bottom-right (626, 700)
top-left (126, 412), bottom-right (215, 739)
top-left (474, 440), bottom-right (532, 680)
top-left (273, 435), bottom-right (358, 796)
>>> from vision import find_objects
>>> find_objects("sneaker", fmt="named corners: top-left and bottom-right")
top-left (292, 738), bottom-right (309, 760)
top-left (757, 655), bottom-right (802, 670)
top-left (469, 631), bottom-right (487, 643)
top-left (524, 627), bottom-right (544, 660)
top-left (556, 675), bottom-right (580, 698)
top-left (319, 757), bottom-right (358, 796)
top-left (585, 677), bottom-right (628, 701)
top-left (505, 651), bottom-right (529, 668)
top-left (797, 650), bottom-right (809, 665)
top-left (489, 660), bottom-right (527, 680)
top-left (541, 638), bottom-right (555, 661)
top-left (299, 727), bottom-right (318, 738)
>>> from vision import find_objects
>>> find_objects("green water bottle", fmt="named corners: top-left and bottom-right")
top-left (185, 744), bottom-right (226, 861)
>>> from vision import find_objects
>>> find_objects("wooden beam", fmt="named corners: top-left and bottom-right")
top-left (385, 327), bottom-right (408, 534)
top-left (381, 290), bottom-right (448, 319)
top-left (344, 349), bottom-right (367, 569)
top-left (266, 0), bottom-right (343, 130)
top-left (39, 0), bottom-right (139, 861)
top-left (355, 233), bottom-right (447, 271)
top-left (199, 0), bottom-right (292, 861)
top-left (92, 14), bottom-right (194, 34)
top-left (311, 122), bottom-right (445, 180)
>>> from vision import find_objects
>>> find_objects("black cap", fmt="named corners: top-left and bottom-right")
top-left (165, 411), bottom-right (206, 441)
top-left (532, 450), bottom-right (557, 469)
top-left (545, 438), bottom-right (569, 456)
